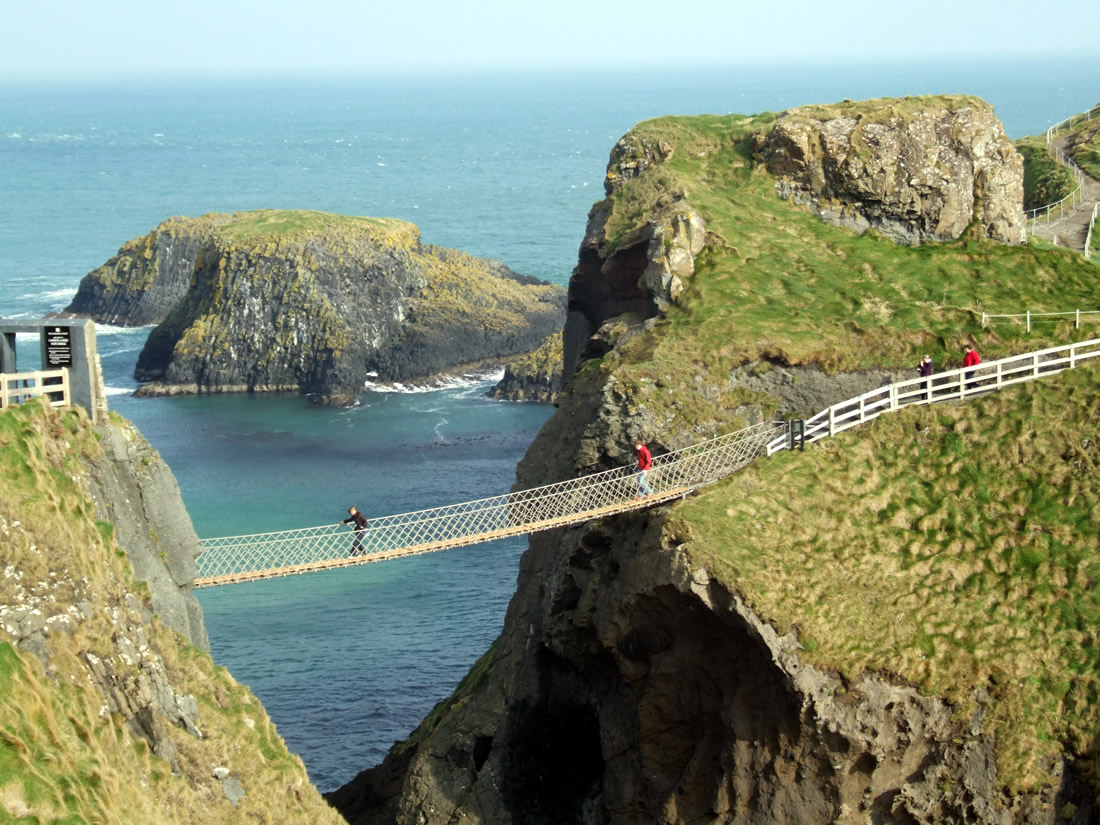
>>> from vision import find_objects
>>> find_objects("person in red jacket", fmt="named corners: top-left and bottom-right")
top-left (634, 441), bottom-right (654, 499)
top-left (963, 344), bottom-right (980, 389)
top-left (342, 505), bottom-right (369, 556)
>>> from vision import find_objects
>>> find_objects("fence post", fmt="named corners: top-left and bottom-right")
top-left (889, 384), bottom-right (898, 411)
top-left (1078, 309), bottom-right (1082, 329)
top-left (1033, 353), bottom-right (1039, 378)
top-left (828, 406), bottom-right (835, 437)
top-left (1026, 311), bottom-right (1031, 333)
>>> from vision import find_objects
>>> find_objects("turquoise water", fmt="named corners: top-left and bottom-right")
top-left (2, 59), bottom-right (1098, 790)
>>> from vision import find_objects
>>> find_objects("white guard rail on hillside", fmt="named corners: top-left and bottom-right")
top-left (0, 369), bottom-right (70, 410)
top-left (766, 338), bottom-right (1100, 455)
top-left (196, 419), bottom-right (785, 585)
top-left (981, 309), bottom-right (1100, 330)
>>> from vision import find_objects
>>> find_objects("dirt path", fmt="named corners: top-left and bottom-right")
top-left (1028, 135), bottom-right (1100, 255)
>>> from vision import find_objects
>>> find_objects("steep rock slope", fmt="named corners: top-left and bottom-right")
top-left (330, 96), bottom-right (1100, 824)
top-left (66, 211), bottom-right (566, 406)
top-left (0, 400), bottom-right (343, 824)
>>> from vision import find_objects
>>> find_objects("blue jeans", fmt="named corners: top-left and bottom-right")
top-left (637, 469), bottom-right (654, 497)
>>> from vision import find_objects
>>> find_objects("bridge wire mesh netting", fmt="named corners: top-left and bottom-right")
top-left (194, 420), bottom-right (785, 586)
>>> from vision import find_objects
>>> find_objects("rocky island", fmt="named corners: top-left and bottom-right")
top-left (65, 211), bottom-right (566, 406)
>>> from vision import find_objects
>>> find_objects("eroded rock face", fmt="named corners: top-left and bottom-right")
top-left (760, 99), bottom-right (1027, 245)
top-left (83, 417), bottom-right (209, 650)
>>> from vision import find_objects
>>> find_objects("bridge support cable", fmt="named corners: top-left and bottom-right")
top-left (195, 420), bottom-right (785, 586)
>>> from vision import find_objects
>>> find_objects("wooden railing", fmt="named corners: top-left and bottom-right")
top-left (0, 369), bottom-right (70, 410)
top-left (765, 339), bottom-right (1100, 453)
top-left (981, 308), bottom-right (1100, 330)
top-left (1085, 203), bottom-right (1098, 261)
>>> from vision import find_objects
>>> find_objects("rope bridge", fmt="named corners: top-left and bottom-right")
top-left (194, 420), bottom-right (786, 587)
top-left (194, 337), bottom-right (1100, 588)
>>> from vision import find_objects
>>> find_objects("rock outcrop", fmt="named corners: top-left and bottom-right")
top-left (83, 414), bottom-right (209, 650)
top-left (66, 211), bottom-right (566, 406)
top-left (488, 332), bottom-right (563, 404)
top-left (759, 97), bottom-right (1027, 246)
top-left (66, 214), bottom-right (234, 326)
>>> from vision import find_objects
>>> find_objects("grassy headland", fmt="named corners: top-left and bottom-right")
top-left (0, 400), bottom-right (342, 824)
top-left (588, 100), bottom-right (1100, 792)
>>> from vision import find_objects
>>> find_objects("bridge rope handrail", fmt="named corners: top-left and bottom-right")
top-left (765, 338), bottom-right (1100, 454)
top-left (195, 419), bottom-right (786, 585)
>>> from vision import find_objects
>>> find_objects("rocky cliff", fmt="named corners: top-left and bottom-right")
top-left (488, 333), bottom-right (563, 404)
top-left (66, 211), bottom-right (566, 406)
top-left (0, 399), bottom-right (343, 823)
top-left (329, 96), bottom-right (1100, 825)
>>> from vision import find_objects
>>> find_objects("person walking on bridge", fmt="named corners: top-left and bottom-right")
top-left (635, 441), bottom-right (654, 499)
top-left (342, 505), bottom-right (369, 557)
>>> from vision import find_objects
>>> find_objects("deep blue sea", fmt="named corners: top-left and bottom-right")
top-left (2, 58), bottom-right (1097, 791)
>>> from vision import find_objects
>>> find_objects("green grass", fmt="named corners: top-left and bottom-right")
top-left (668, 365), bottom-right (1100, 792)
top-left (213, 209), bottom-right (404, 242)
top-left (1017, 135), bottom-right (1079, 210)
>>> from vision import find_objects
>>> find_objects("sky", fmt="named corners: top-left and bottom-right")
top-left (2, 0), bottom-right (1097, 81)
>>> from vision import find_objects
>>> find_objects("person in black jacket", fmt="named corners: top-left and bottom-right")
top-left (342, 506), bottom-right (369, 556)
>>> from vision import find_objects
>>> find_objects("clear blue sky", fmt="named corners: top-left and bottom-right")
top-left (2, 0), bottom-right (1097, 80)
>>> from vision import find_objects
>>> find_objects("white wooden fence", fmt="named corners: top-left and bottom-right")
top-left (0, 369), bottom-right (70, 410)
top-left (766, 338), bottom-right (1100, 454)
top-left (981, 309), bottom-right (1100, 331)
top-left (1085, 203), bottom-right (1098, 261)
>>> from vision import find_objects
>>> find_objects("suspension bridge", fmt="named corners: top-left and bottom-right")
top-left (193, 337), bottom-right (1100, 587)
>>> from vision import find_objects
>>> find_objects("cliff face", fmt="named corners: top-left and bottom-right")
top-left (67, 211), bottom-right (566, 406)
top-left (488, 332), bottom-right (563, 404)
top-left (0, 400), bottom-right (343, 824)
top-left (329, 97), bottom-right (1099, 825)
top-left (66, 214), bottom-right (235, 326)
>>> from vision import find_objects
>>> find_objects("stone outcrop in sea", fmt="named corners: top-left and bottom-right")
top-left (66, 210), bottom-right (566, 406)
top-left (488, 332), bottom-right (563, 404)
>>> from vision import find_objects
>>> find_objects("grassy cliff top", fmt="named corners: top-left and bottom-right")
top-left (598, 100), bottom-right (1100, 431)
top-left (212, 209), bottom-right (411, 244)
top-left (0, 401), bottom-right (342, 824)
top-left (670, 363), bottom-right (1100, 792)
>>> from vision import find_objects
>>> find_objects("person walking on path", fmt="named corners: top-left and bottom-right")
top-left (918, 354), bottom-right (934, 399)
top-left (342, 505), bottom-right (369, 557)
top-left (634, 441), bottom-right (654, 499)
top-left (963, 345), bottom-right (980, 389)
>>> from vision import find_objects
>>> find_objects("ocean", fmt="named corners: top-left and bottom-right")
top-left (2, 58), bottom-right (1097, 791)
